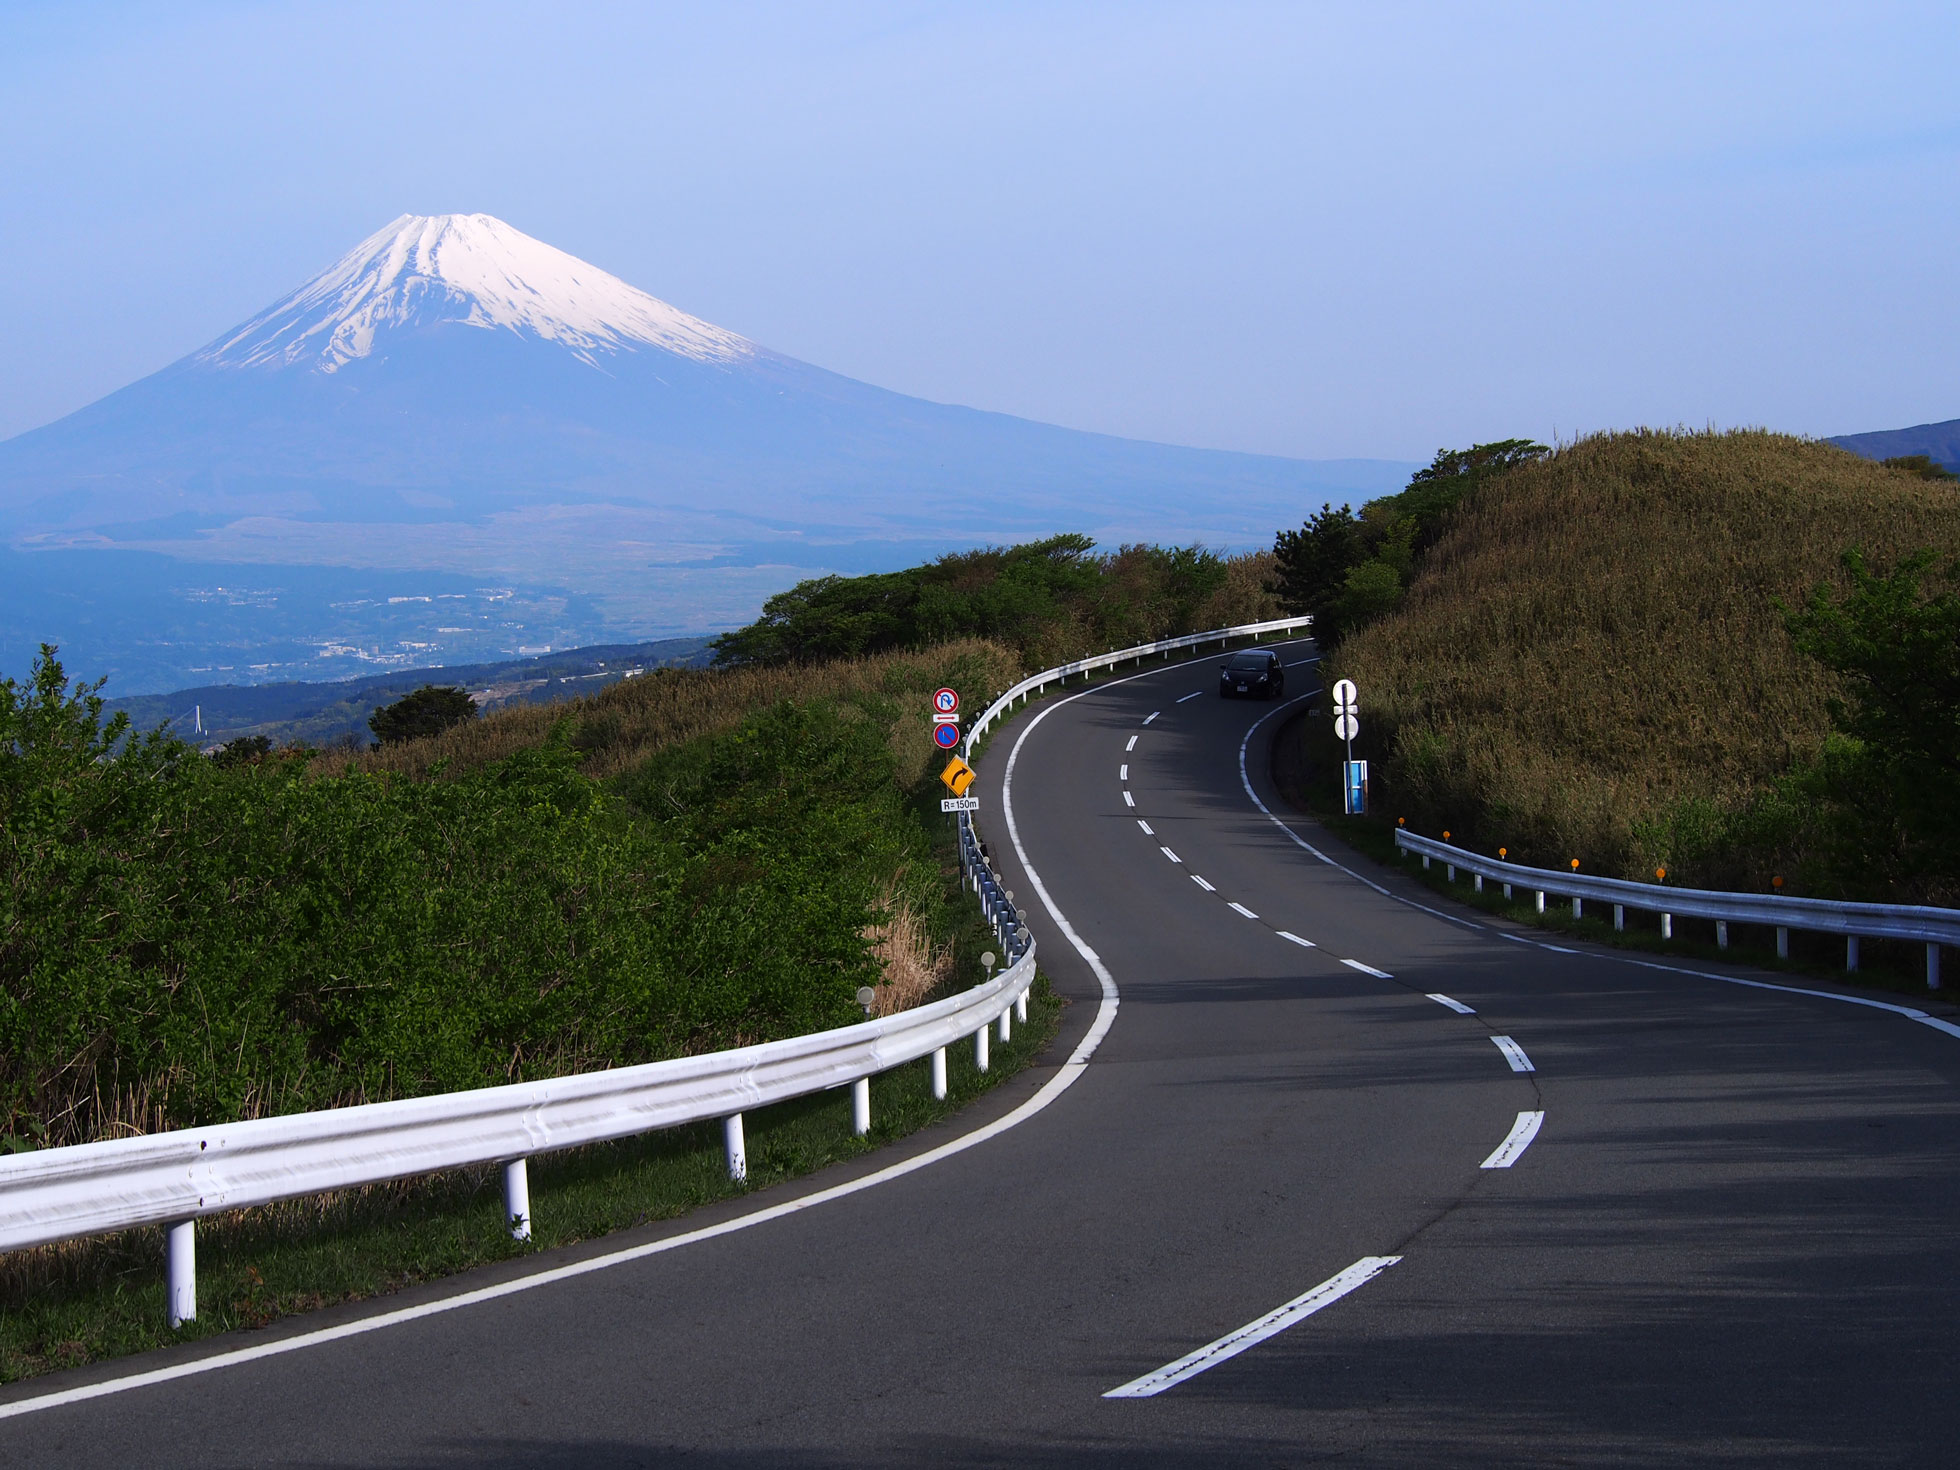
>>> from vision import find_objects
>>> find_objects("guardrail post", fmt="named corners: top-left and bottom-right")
top-left (998, 1005), bottom-right (1012, 1043)
top-left (1016, 988), bottom-right (1029, 1023)
top-left (1535, 891), bottom-right (1546, 914)
top-left (503, 1158), bottom-right (532, 1241)
top-left (166, 1219), bottom-right (196, 1328)
top-left (1777, 927), bottom-right (1789, 959)
top-left (931, 1046), bottom-right (948, 1099)
top-left (975, 1024), bottom-right (990, 1072)
top-left (724, 1114), bottom-right (747, 1182)
top-left (1847, 936), bottom-right (1860, 972)
top-left (1474, 874), bottom-right (1483, 893)
top-left (1503, 882), bottom-right (1513, 899)
top-left (1661, 913), bottom-right (1672, 939)
top-left (852, 1077), bottom-right (872, 1136)
top-left (1614, 904), bottom-right (1625, 932)
top-left (1930, 944), bottom-right (1942, 990)
top-left (1716, 921), bottom-right (1729, 950)
top-left (1446, 863), bottom-right (1455, 882)
top-left (1422, 855), bottom-right (1431, 871)
top-left (1572, 896), bottom-right (1583, 919)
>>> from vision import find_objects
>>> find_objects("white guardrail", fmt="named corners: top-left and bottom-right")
top-left (0, 615), bottom-right (1314, 1331)
top-left (1394, 829), bottom-right (1954, 989)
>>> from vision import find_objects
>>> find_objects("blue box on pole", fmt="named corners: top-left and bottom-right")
top-left (1343, 759), bottom-right (1369, 816)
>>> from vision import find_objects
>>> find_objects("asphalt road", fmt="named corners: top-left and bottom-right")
top-left (6, 635), bottom-right (1959, 1466)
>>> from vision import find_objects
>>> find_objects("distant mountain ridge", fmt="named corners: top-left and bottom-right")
top-left (1827, 416), bottom-right (1960, 470)
top-left (0, 213), bottom-right (1413, 692)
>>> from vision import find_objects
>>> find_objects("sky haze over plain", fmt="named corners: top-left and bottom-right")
top-left (2, 0), bottom-right (1955, 460)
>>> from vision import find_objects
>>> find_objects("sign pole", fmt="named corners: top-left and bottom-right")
top-left (1332, 678), bottom-right (1364, 816)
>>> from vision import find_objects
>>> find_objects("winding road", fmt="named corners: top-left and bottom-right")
top-left (6, 635), bottom-right (1959, 1465)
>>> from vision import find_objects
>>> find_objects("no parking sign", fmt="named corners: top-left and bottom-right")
top-left (932, 687), bottom-right (961, 750)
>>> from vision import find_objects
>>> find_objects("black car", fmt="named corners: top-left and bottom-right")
top-left (1218, 649), bottom-right (1284, 699)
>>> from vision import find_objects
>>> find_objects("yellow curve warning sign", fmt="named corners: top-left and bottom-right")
top-left (939, 755), bottom-right (976, 796)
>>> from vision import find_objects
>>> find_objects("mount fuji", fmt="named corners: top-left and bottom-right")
top-left (0, 214), bottom-right (1410, 690)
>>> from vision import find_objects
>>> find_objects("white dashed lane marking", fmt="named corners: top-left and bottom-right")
top-left (1341, 958), bottom-right (1393, 978)
top-left (1104, 1257), bottom-right (1402, 1398)
top-left (1123, 791), bottom-right (1135, 808)
top-left (1137, 820), bottom-right (1154, 835)
top-left (1482, 1111), bottom-right (1545, 1168)
top-left (1276, 931), bottom-right (1316, 948)
top-left (1228, 902), bottom-right (1259, 919)
top-left (1143, 712), bottom-right (1160, 725)
top-left (1119, 763), bottom-right (1128, 780)
top-left (1177, 691), bottom-right (1202, 703)
top-left (1126, 735), bottom-right (1139, 752)
top-left (1427, 993), bottom-right (1476, 1015)
top-left (1191, 875), bottom-right (1216, 892)
top-left (1160, 847), bottom-right (1182, 864)
top-left (1491, 1035), bottom-right (1535, 1072)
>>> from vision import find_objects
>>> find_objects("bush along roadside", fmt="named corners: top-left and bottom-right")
top-left (0, 649), bottom-right (1060, 1382)
top-left (1270, 702), bottom-right (1952, 1000)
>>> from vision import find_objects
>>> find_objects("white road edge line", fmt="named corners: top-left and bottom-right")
top-left (1191, 875), bottom-right (1216, 892)
top-left (1228, 902), bottom-right (1258, 919)
top-left (0, 626), bottom-right (1172, 1426)
top-left (1177, 691), bottom-right (1202, 703)
top-left (1341, 958), bottom-right (1393, 978)
top-left (1491, 1035), bottom-right (1535, 1072)
top-left (1427, 993), bottom-right (1475, 1015)
top-left (1482, 1111), bottom-right (1545, 1168)
top-left (1103, 1256), bottom-right (1402, 1398)
top-left (1161, 846), bottom-right (1182, 864)
top-left (1123, 791), bottom-right (1135, 808)
top-left (1276, 931), bottom-right (1316, 948)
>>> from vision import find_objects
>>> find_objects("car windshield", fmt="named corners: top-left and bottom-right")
top-left (1225, 654), bottom-right (1272, 671)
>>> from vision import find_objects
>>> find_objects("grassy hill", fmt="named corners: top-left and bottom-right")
top-left (1320, 429), bottom-right (1960, 900)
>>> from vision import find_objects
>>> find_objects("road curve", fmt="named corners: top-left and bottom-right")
top-left (5, 635), bottom-right (1959, 1466)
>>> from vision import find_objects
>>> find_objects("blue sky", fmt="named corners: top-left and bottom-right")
top-left (2, 0), bottom-right (1955, 459)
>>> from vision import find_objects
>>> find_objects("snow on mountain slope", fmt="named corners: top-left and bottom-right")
top-left (196, 213), bottom-right (756, 373)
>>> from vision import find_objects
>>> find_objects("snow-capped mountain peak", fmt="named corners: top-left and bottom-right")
top-left (196, 213), bottom-right (756, 373)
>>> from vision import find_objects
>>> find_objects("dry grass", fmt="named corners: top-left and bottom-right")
top-left (322, 639), bottom-right (1025, 783)
top-left (863, 895), bottom-right (956, 1016)
top-left (1330, 429), bottom-right (1960, 875)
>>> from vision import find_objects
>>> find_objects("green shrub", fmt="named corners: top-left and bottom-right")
top-left (0, 653), bottom-right (955, 1150)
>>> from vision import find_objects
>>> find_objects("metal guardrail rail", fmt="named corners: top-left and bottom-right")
top-left (0, 946), bottom-right (1037, 1328)
top-left (1394, 829), bottom-right (1952, 988)
top-left (0, 615), bottom-right (1318, 1331)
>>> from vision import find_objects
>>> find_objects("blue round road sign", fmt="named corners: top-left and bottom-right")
top-left (933, 722), bottom-right (961, 749)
